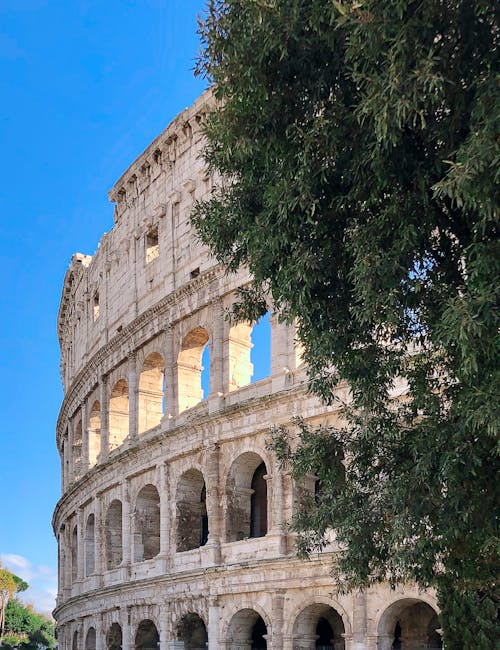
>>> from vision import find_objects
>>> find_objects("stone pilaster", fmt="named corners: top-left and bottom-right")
top-left (99, 374), bottom-right (109, 461)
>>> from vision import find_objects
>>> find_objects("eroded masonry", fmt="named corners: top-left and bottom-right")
top-left (53, 89), bottom-right (443, 650)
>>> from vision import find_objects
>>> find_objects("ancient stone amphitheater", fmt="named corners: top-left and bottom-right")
top-left (53, 89), bottom-right (442, 650)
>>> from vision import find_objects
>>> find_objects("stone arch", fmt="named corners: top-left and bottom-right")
top-left (85, 628), bottom-right (96, 650)
top-left (133, 484), bottom-right (160, 561)
top-left (176, 612), bottom-right (208, 650)
top-left (291, 602), bottom-right (347, 650)
top-left (73, 419), bottom-right (83, 480)
top-left (177, 326), bottom-right (210, 412)
top-left (106, 623), bottom-right (123, 650)
top-left (226, 608), bottom-right (270, 650)
top-left (71, 524), bottom-right (78, 582)
top-left (105, 499), bottom-right (123, 569)
top-left (135, 620), bottom-right (159, 650)
top-left (85, 513), bottom-right (95, 576)
top-left (88, 400), bottom-right (101, 467)
top-left (377, 599), bottom-right (441, 650)
top-left (175, 468), bottom-right (208, 552)
top-left (109, 379), bottom-right (129, 450)
top-left (225, 452), bottom-right (269, 542)
top-left (138, 352), bottom-right (165, 433)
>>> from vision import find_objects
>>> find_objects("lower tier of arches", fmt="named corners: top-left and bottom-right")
top-left (56, 580), bottom-right (441, 650)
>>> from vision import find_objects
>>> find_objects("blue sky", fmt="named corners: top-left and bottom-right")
top-left (0, 0), bottom-right (210, 615)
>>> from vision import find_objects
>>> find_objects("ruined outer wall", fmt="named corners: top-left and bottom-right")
top-left (53, 90), bottom-right (439, 650)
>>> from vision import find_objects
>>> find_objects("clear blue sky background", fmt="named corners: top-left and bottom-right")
top-left (0, 0), bottom-right (220, 614)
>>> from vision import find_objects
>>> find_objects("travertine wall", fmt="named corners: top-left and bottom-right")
top-left (53, 90), bottom-right (442, 650)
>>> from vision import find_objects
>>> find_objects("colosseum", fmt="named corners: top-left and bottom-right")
top-left (53, 88), bottom-right (443, 650)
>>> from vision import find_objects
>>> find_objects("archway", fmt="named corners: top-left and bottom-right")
top-left (138, 353), bottom-right (165, 433)
top-left (226, 452), bottom-right (268, 542)
top-left (228, 311), bottom-right (271, 392)
top-left (134, 485), bottom-right (160, 561)
top-left (176, 469), bottom-right (208, 552)
top-left (377, 599), bottom-right (442, 650)
top-left (105, 499), bottom-right (123, 569)
top-left (135, 620), bottom-right (159, 650)
top-left (178, 326), bottom-right (210, 412)
top-left (292, 603), bottom-right (346, 649)
top-left (85, 628), bottom-right (96, 650)
top-left (85, 514), bottom-right (95, 576)
top-left (107, 623), bottom-right (123, 650)
top-left (177, 613), bottom-right (208, 650)
top-left (227, 609), bottom-right (268, 650)
top-left (109, 379), bottom-right (129, 450)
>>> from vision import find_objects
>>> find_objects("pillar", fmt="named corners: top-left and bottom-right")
top-left (81, 400), bottom-right (89, 473)
top-left (99, 374), bottom-right (109, 460)
top-left (159, 607), bottom-right (169, 650)
top-left (272, 591), bottom-right (285, 650)
top-left (270, 456), bottom-right (287, 554)
top-left (163, 325), bottom-right (177, 419)
top-left (209, 299), bottom-right (225, 412)
top-left (208, 597), bottom-right (220, 650)
top-left (94, 493), bottom-right (105, 583)
top-left (205, 444), bottom-right (222, 564)
top-left (96, 615), bottom-right (104, 650)
top-left (128, 352), bottom-right (138, 441)
top-left (77, 507), bottom-right (85, 582)
top-left (158, 462), bottom-right (171, 565)
top-left (122, 480), bottom-right (132, 568)
top-left (68, 419), bottom-right (74, 484)
top-left (121, 607), bottom-right (132, 650)
top-left (351, 591), bottom-right (368, 650)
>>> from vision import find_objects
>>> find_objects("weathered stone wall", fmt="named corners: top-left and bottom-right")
top-left (54, 90), bottom-right (441, 650)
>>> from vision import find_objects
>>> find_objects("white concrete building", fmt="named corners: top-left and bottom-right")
top-left (53, 89), bottom-right (442, 650)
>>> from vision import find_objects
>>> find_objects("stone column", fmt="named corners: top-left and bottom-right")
top-left (77, 507), bottom-right (85, 582)
top-left (159, 607), bottom-right (170, 650)
top-left (122, 481), bottom-right (132, 569)
top-left (351, 591), bottom-right (368, 650)
top-left (128, 352), bottom-right (139, 441)
top-left (121, 607), bottom-right (132, 650)
top-left (271, 591), bottom-right (285, 650)
top-left (270, 457), bottom-right (287, 555)
top-left (99, 374), bottom-right (109, 461)
top-left (81, 401), bottom-right (89, 473)
top-left (205, 444), bottom-right (221, 564)
top-left (158, 462), bottom-right (171, 567)
top-left (163, 325), bottom-right (177, 419)
top-left (62, 436), bottom-right (68, 492)
top-left (67, 419), bottom-right (74, 484)
top-left (209, 299), bottom-right (225, 412)
top-left (94, 493), bottom-right (105, 583)
top-left (207, 597), bottom-right (220, 650)
top-left (96, 614), bottom-right (105, 650)
top-left (270, 312), bottom-right (291, 391)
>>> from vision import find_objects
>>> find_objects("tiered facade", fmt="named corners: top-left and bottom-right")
top-left (53, 89), bottom-right (442, 650)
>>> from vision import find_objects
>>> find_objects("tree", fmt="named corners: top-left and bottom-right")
top-left (0, 567), bottom-right (27, 642)
top-left (1, 599), bottom-right (55, 650)
top-left (193, 0), bottom-right (499, 646)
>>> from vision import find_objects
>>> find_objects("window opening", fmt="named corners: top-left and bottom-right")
top-left (146, 227), bottom-right (159, 263)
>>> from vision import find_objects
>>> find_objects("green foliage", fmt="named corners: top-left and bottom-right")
top-left (1, 600), bottom-right (55, 650)
top-left (194, 0), bottom-right (499, 645)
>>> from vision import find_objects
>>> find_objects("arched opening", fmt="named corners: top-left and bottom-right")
top-left (109, 379), bottom-right (129, 450)
top-left (138, 353), bottom-right (165, 433)
top-left (72, 631), bottom-right (78, 650)
top-left (107, 623), bottom-right (123, 650)
top-left (177, 613), bottom-right (208, 650)
top-left (88, 400), bottom-right (101, 467)
top-left (85, 514), bottom-right (95, 576)
top-left (292, 603), bottom-right (346, 650)
top-left (228, 312), bottom-right (271, 392)
top-left (177, 326), bottom-right (210, 412)
top-left (73, 419), bottom-right (83, 480)
top-left (135, 620), bottom-right (159, 650)
top-left (227, 609), bottom-right (268, 650)
top-left (250, 312), bottom-right (271, 382)
top-left (176, 469), bottom-right (208, 552)
top-left (71, 525), bottom-right (78, 582)
top-left (105, 499), bottom-right (123, 569)
top-left (85, 628), bottom-right (96, 650)
top-left (250, 462), bottom-right (267, 538)
top-left (134, 485), bottom-right (160, 562)
top-left (378, 599), bottom-right (442, 650)
top-left (226, 453), bottom-right (268, 542)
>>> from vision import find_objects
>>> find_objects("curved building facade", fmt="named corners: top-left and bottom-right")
top-left (53, 89), bottom-right (442, 650)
